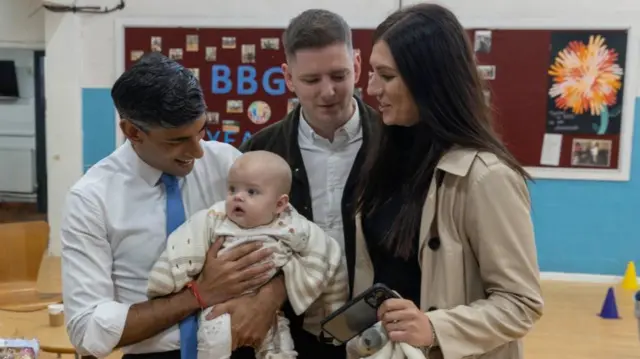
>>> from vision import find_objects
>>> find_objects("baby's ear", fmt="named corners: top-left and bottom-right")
top-left (275, 194), bottom-right (290, 213)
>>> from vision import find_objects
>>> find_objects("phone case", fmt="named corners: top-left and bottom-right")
top-left (320, 283), bottom-right (399, 343)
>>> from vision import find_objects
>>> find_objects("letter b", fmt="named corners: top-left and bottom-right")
top-left (238, 66), bottom-right (257, 95)
top-left (211, 65), bottom-right (232, 94)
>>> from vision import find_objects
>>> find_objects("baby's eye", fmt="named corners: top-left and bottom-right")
top-left (228, 186), bottom-right (235, 193)
top-left (248, 189), bottom-right (257, 196)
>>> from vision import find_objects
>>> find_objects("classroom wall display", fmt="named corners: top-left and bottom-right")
top-left (123, 27), bottom-right (375, 148)
top-left (546, 32), bottom-right (626, 136)
top-left (123, 27), bottom-right (630, 175)
top-left (470, 28), bottom-right (629, 171)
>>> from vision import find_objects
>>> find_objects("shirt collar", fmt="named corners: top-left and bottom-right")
top-left (299, 98), bottom-right (361, 142)
top-left (120, 140), bottom-right (165, 186)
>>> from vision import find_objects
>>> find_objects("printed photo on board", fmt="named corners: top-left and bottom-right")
top-left (151, 36), bottom-right (162, 52)
top-left (222, 37), bottom-right (236, 49)
top-left (260, 38), bottom-right (279, 50)
top-left (222, 120), bottom-right (240, 133)
top-left (242, 44), bottom-right (256, 63)
top-left (189, 68), bottom-right (200, 81)
top-left (169, 48), bottom-right (183, 60)
top-left (227, 100), bottom-right (243, 113)
top-left (130, 50), bottom-right (144, 62)
top-left (477, 65), bottom-right (496, 80)
top-left (247, 100), bottom-right (272, 125)
top-left (570, 138), bottom-right (612, 167)
top-left (206, 111), bottom-right (220, 125)
top-left (474, 30), bottom-right (492, 53)
top-left (205, 46), bottom-right (217, 61)
top-left (186, 34), bottom-right (199, 52)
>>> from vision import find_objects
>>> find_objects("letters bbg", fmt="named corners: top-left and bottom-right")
top-left (211, 65), bottom-right (286, 96)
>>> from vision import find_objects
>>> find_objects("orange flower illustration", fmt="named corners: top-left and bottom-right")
top-left (548, 35), bottom-right (623, 116)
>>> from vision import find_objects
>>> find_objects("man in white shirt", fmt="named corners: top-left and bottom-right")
top-left (61, 52), bottom-right (286, 359)
top-left (239, 9), bottom-right (381, 359)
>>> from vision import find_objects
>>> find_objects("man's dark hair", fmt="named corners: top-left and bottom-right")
top-left (111, 52), bottom-right (205, 131)
top-left (282, 9), bottom-right (353, 60)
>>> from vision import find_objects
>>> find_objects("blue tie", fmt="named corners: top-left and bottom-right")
top-left (161, 173), bottom-right (198, 359)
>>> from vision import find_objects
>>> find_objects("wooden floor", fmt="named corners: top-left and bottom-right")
top-left (523, 281), bottom-right (640, 358)
top-left (0, 281), bottom-right (638, 358)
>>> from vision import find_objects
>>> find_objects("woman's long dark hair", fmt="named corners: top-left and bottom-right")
top-left (356, 3), bottom-right (531, 260)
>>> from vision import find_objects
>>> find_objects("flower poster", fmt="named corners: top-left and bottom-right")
top-left (546, 30), bottom-right (627, 135)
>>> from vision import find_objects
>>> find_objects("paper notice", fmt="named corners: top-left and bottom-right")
top-left (540, 133), bottom-right (562, 166)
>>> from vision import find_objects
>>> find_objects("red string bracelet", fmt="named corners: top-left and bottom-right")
top-left (186, 281), bottom-right (206, 309)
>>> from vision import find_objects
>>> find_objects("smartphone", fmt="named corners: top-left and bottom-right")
top-left (320, 283), bottom-right (399, 344)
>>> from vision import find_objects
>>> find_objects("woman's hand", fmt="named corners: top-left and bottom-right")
top-left (378, 298), bottom-right (434, 347)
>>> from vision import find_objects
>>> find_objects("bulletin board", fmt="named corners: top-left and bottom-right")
top-left (467, 28), bottom-right (631, 180)
top-left (123, 27), bottom-right (376, 147)
top-left (120, 24), bottom-right (635, 181)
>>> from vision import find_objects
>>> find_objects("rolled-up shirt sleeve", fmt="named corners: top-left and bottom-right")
top-left (61, 189), bottom-right (131, 357)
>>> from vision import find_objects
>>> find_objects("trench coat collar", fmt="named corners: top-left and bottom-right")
top-left (436, 147), bottom-right (479, 177)
top-left (418, 147), bottom-right (479, 257)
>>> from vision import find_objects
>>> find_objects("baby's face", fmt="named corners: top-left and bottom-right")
top-left (225, 168), bottom-right (286, 228)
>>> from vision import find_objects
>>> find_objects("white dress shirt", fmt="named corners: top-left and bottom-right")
top-left (298, 100), bottom-right (363, 254)
top-left (60, 140), bottom-right (241, 357)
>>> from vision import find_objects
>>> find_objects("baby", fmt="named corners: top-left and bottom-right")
top-left (147, 150), bottom-right (348, 359)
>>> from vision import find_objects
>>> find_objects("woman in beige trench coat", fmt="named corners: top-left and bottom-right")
top-left (352, 3), bottom-right (544, 359)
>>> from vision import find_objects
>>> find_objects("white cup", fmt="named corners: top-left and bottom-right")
top-left (48, 303), bottom-right (64, 314)
top-left (48, 303), bottom-right (64, 327)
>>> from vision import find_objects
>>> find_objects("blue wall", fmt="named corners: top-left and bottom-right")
top-left (530, 95), bottom-right (640, 275)
top-left (80, 87), bottom-right (640, 276)
top-left (82, 88), bottom-right (116, 173)
top-left (527, 98), bottom-right (640, 276)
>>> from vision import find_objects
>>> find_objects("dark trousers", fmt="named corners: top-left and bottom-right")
top-left (121, 351), bottom-right (180, 359)
top-left (118, 341), bottom-right (343, 359)
top-left (227, 301), bottom-right (346, 359)
top-left (117, 348), bottom-right (260, 359)
top-left (227, 335), bottom-right (345, 359)
top-left (119, 303), bottom-right (346, 359)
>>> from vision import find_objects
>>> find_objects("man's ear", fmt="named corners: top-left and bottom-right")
top-left (353, 48), bottom-right (362, 83)
top-left (275, 194), bottom-right (290, 214)
top-left (120, 120), bottom-right (144, 144)
top-left (282, 63), bottom-right (295, 92)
